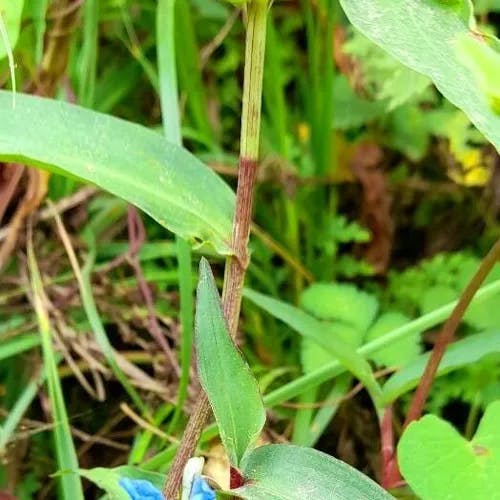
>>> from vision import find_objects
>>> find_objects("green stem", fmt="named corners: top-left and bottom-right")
top-left (221, 0), bottom-right (268, 333)
top-left (239, 1), bottom-right (267, 161)
top-left (264, 278), bottom-right (500, 407)
top-left (163, 2), bottom-right (269, 497)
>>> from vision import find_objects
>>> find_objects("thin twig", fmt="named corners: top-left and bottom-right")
top-left (47, 0), bottom-right (85, 19)
top-left (404, 238), bottom-right (500, 427)
top-left (200, 8), bottom-right (241, 67)
top-left (120, 402), bottom-right (179, 444)
top-left (77, 411), bottom-right (127, 457)
top-left (0, 186), bottom-right (98, 243)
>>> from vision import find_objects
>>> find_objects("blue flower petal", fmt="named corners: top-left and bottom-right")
top-left (119, 478), bottom-right (164, 500)
top-left (190, 476), bottom-right (216, 500)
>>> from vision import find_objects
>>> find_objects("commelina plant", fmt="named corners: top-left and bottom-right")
top-left (0, 0), bottom-right (499, 499)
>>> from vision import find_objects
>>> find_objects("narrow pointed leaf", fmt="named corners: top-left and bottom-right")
top-left (339, 0), bottom-right (500, 150)
top-left (233, 445), bottom-right (394, 499)
top-left (28, 243), bottom-right (84, 499)
top-left (244, 289), bottom-right (383, 409)
top-left (196, 259), bottom-right (265, 466)
top-left (0, 91), bottom-right (234, 254)
top-left (0, 371), bottom-right (43, 454)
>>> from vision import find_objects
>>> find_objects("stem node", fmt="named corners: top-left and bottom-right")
top-left (163, 3), bottom-right (269, 497)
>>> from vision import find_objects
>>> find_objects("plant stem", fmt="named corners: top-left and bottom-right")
top-left (403, 238), bottom-right (500, 428)
top-left (376, 238), bottom-right (500, 489)
top-left (261, 278), bottom-right (500, 407)
top-left (380, 405), bottom-right (400, 490)
top-left (163, 2), bottom-right (269, 497)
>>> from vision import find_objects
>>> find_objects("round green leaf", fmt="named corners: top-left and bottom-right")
top-left (398, 401), bottom-right (500, 500)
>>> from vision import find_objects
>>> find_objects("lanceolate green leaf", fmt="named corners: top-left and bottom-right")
top-left (0, 91), bottom-right (234, 254)
top-left (233, 445), bottom-right (394, 499)
top-left (339, 0), bottom-right (500, 151)
top-left (196, 260), bottom-right (265, 466)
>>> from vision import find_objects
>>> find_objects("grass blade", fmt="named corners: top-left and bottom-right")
top-left (31, 0), bottom-right (49, 64)
top-left (0, 334), bottom-right (40, 361)
top-left (129, 405), bottom-right (173, 465)
top-left (0, 371), bottom-right (43, 454)
top-left (77, 0), bottom-right (98, 107)
top-left (175, 1), bottom-right (215, 146)
top-left (382, 329), bottom-right (500, 404)
top-left (262, 278), bottom-right (500, 408)
top-left (27, 233), bottom-right (84, 499)
top-left (80, 231), bottom-right (148, 413)
top-left (158, 0), bottom-right (182, 145)
top-left (244, 288), bottom-right (384, 412)
top-left (157, 0), bottom-right (194, 434)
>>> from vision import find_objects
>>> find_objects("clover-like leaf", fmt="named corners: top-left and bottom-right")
top-left (300, 283), bottom-right (378, 334)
